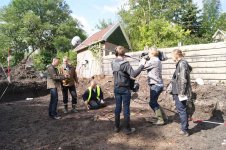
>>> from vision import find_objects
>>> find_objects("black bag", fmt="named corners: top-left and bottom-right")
top-left (130, 78), bottom-right (140, 92)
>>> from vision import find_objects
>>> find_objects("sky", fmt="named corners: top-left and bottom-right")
top-left (0, 0), bottom-right (226, 36)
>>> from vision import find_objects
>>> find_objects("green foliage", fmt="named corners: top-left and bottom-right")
top-left (0, 0), bottom-right (86, 66)
top-left (33, 49), bottom-right (77, 71)
top-left (56, 50), bottom-right (77, 66)
top-left (88, 44), bottom-right (102, 60)
top-left (138, 19), bottom-right (190, 48)
top-left (201, 0), bottom-right (221, 41)
top-left (95, 19), bottom-right (113, 30)
top-left (33, 50), bottom-right (53, 70)
top-left (118, 0), bottom-right (225, 49)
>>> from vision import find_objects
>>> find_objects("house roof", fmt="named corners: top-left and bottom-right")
top-left (75, 23), bottom-right (132, 52)
top-left (212, 29), bottom-right (226, 39)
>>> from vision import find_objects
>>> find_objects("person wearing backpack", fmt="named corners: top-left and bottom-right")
top-left (170, 49), bottom-right (193, 136)
top-left (111, 46), bottom-right (146, 134)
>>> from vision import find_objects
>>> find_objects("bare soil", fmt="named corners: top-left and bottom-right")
top-left (0, 75), bottom-right (226, 150)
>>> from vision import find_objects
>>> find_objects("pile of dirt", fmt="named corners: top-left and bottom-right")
top-left (10, 62), bottom-right (41, 81)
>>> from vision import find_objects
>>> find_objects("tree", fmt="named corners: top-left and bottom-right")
top-left (0, 0), bottom-right (86, 66)
top-left (201, 0), bottom-right (221, 41)
top-left (118, 0), bottom-right (193, 49)
top-left (95, 19), bottom-right (113, 30)
top-left (138, 18), bottom-right (190, 48)
top-left (216, 12), bottom-right (226, 31)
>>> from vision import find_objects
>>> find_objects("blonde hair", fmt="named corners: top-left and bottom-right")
top-left (115, 46), bottom-right (125, 56)
top-left (173, 49), bottom-right (185, 57)
top-left (149, 47), bottom-right (159, 57)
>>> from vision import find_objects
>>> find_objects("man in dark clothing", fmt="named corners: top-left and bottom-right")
top-left (82, 80), bottom-right (106, 110)
top-left (111, 46), bottom-right (146, 134)
top-left (47, 57), bottom-right (66, 120)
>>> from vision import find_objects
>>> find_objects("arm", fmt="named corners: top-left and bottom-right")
top-left (47, 66), bottom-right (65, 81)
top-left (73, 68), bottom-right (79, 84)
top-left (99, 87), bottom-right (103, 100)
top-left (143, 60), bottom-right (154, 71)
top-left (82, 90), bottom-right (90, 110)
top-left (123, 62), bottom-right (144, 78)
top-left (179, 61), bottom-right (188, 95)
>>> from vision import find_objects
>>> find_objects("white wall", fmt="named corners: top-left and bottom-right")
top-left (76, 49), bottom-right (102, 78)
top-left (103, 42), bottom-right (226, 83)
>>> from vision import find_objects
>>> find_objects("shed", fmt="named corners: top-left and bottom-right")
top-left (75, 22), bottom-right (131, 78)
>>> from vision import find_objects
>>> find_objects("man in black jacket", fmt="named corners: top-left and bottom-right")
top-left (111, 46), bottom-right (146, 134)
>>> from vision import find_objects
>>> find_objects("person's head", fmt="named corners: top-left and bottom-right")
top-left (149, 47), bottom-right (159, 58)
top-left (52, 57), bottom-right (60, 66)
top-left (90, 79), bottom-right (97, 89)
top-left (172, 49), bottom-right (184, 62)
top-left (115, 46), bottom-right (125, 57)
top-left (63, 56), bottom-right (69, 65)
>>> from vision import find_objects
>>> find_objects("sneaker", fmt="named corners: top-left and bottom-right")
top-left (63, 108), bottom-right (68, 114)
top-left (179, 130), bottom-right (189, 137)
top-left (124, 127), bottom-right (136, 135)
top-left (71, 108), bottom-right (78, 113)
top-left (51, 116), bottom-right (61, 120)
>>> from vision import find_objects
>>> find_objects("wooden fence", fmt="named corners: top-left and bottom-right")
top-left (102, 42), bottom-right (226, 83)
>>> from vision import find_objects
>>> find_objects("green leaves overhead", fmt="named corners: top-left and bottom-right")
top-left (0, 0), bottom-right (86, 66)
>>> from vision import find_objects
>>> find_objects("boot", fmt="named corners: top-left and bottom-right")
top-left (159, 106), bottom-right (168, 123)
top-left (63, 104), bottom-right (68, 114)
top-left (124, 117), bottom-right (135, 135)
top-left (153, 108), bottom-right (165, 125)
top-left (114, 115), bottom-right (120, 133)
top-left (71, 104), bottom-right (78, 113)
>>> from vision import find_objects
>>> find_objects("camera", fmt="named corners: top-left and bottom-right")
top-left (140, 51), bottom-right (167, 61)
top-left (140, 52), bottom-right (150, 61)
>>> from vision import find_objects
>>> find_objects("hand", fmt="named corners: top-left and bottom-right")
top-left (140, 58), bottom-right (146, 66)
top-left (84, 101), bottom-right (90, 110)
top-left (64, 74), bottom-right (70, 78)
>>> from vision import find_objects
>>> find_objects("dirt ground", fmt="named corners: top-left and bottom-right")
top-left (0, 75), bottom-right (226, 150)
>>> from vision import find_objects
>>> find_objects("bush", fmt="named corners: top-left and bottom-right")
top-left (33, 50), bottom-right (77, 71)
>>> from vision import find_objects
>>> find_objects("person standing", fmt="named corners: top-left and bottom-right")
top-left (144, 48), bottom-right (167, 125)
top-left (170, 49), bottom-right (192, 136)
top-left (59, 56), bottom-right (79, 113)
top-left (111, 46), bottom-right (146, 134)
top-left (47, 57), bottom-right (65, 120)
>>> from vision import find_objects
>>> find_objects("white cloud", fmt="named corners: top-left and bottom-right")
top-left (94, 0), bottom-right (129, 14)
top-left (193, 0), bottom-right (203, 9)
top-left (71, 14), bottom-right (97, 36)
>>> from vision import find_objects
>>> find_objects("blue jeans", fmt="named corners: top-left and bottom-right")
top-left (49, 88), bottom-right (59, 117)
top-left (114, 87), bottom-right (131, 118)
top-left (173, 95), bottom-right (188, 132)
top-left (149, 84), bottom-right (163, 111)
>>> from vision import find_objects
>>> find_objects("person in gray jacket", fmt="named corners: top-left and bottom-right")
top-left (171, 49), bottom-right (192, 136)
top-left (144, 48), bottom-right (167, 125)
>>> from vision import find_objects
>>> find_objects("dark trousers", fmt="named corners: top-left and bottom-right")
top-left (149, 85), bottom-right (163, 111)
top-left (114, 87), bottom-right (131, 118)
top-left (89, 100), bottom-right (106, 109)
top-left (62, 85), bottom-right (77, 105)
top-left (49, 88), bottom-right (58, 117)
top-left (173, 95), bottom-right (189, 132)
